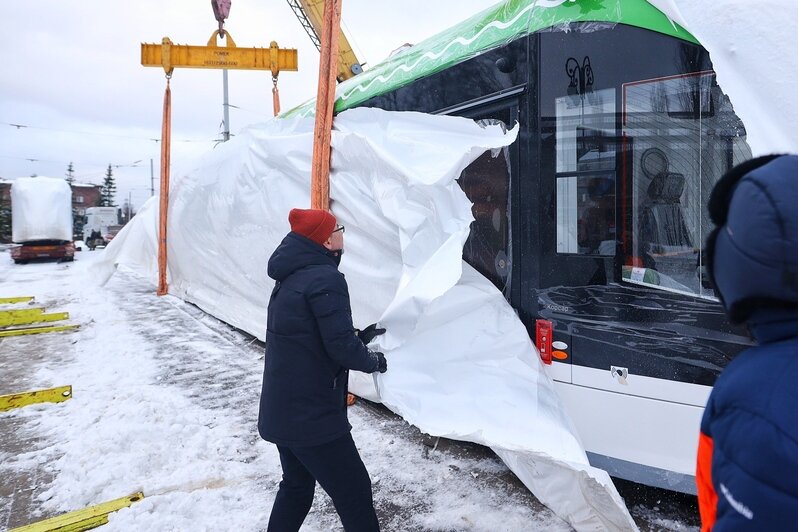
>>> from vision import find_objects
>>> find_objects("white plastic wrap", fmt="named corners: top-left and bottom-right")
top-left (98, 108), bottom-right (637, 531)
top-left (11, 176), bottom-right (73, 243)
top-left (648, 0), bottom-right (798, 156)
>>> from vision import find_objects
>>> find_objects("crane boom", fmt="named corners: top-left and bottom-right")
top-left (286, 0), bottom-right (363, 81)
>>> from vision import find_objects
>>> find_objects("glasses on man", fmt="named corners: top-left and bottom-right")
top-left (332, 225), bottom-right (345, 234)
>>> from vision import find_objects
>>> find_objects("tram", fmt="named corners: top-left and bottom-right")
top-left (285, 0), bottom-right (752, 493)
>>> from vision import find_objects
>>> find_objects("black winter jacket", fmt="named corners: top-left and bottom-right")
top-left (258, 232), bottom-right (380, 447)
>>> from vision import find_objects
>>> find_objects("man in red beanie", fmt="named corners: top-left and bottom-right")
top-left (258, 207), bottom-right (387, 532)
top-left (287, 207), bottom-right (337, 246)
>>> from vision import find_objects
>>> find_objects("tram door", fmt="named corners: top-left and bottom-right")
top-left (449, 98), bottom-right (520, 302)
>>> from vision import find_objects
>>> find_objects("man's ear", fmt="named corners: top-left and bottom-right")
top-left (322, 236), bottom-right (333, 250)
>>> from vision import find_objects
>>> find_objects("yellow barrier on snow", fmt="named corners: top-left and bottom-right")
top-left (0, 324), bottom-right (79, 338)
top-left (0, 308), bottom-right (69, 327)
top-left (0, 385), bottom-right (72, 412)
top-left (10, 492), bottom-right (145, 532)
top-left (0, 296), bottom-right (34, 304)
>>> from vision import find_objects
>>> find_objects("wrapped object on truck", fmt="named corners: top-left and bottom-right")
top-left (11, 177), bottom-right (73, 243)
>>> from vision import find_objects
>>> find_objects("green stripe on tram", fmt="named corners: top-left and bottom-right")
top-left (282, 0), bottom-right (697, 118)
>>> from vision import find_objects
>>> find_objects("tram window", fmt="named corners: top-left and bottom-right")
top-left (556, 88), bottom-right (616, 173)
top-left (556, 174), bottom-right (616, 255)
top-left (622, 72), bottom-right (751, 298)
top-left (555, 88), bottom-right (616, 255)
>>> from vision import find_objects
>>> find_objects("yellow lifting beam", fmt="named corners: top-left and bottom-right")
top-left (0, 324), bottom-right (79, 338)
top-left (0, 296), bottom-right (34, 304)
top-left (141, 31), bottom-right (298, 76)
top-left (9, 492), bottom-right (144, 532)
top-left (142, 27), bottom-right (299, 296)
top-left (0, 308), bottom-right (69, 327)
top-left (0, 385), bottom-right (72, 413)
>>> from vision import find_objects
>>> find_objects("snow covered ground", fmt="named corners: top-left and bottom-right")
top-left (0, 251), bottom-right (699, 531)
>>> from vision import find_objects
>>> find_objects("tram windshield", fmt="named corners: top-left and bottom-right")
top-left (622, 72), bottom-right (751, 298)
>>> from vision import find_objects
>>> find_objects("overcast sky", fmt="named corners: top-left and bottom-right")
top-left (1, 0), bottom-right (498, 211)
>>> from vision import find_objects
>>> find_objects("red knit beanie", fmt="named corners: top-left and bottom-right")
top-left (288, 208), bottom-right (337, 245)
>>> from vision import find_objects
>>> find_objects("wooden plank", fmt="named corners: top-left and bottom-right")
top-left (10, 492), bottom-right (144, 532)
top-left (0, 308), bottom-right (44, 326)
top-left (0, 385), bottom-right (72, 412)
top-left (0, 309), bottom-right (69, 327)
top-left (0, 324), bottom-right (79, 338)
top-left (0, 296), bottom-right (34, 304)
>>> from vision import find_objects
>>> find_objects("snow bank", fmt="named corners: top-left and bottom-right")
top-left (1, 255), bottom-right (576, 531)
top-left (97, 108), bottom-right (636, 530)
top-left (11, 177), bottom-right (73, 243)
top-left (648, 0), bottom-right (798, 155)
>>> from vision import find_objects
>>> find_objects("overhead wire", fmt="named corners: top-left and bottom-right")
top-left (0, 155), bottom-right (145, 173)
top-left (227, 104), bottom-right (273, 119)
top-left (0, 121), bottom-right (216, 144)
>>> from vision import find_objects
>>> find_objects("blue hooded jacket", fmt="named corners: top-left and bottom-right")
top-left (697, 155), bottom-right (798, 530)
top-left (698, 312), bottom-right (798, 530)
top-left (258, 232), bottom-right (380, 447)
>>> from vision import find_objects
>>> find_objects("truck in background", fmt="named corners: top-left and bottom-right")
top-left (10, 177), bottom-right (75, 264)
top-left (83, 206), bottom-right (118, 249)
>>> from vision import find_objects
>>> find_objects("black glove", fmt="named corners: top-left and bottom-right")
top-left (373, 351), bottom-right (387, 373)
top-left (357, 323), bottom-right (386, 345)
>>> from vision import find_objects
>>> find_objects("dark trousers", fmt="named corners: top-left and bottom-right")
top-left (267, 432), bottom-right (380, 532)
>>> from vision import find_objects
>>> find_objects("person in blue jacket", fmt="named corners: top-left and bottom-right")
top-left (259, 207), bottom-right (387, 532)
top-left (697, 154), bottom-right (798, 530)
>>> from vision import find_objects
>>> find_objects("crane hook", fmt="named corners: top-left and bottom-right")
top-left (211, 0), bottom-right (232, 38)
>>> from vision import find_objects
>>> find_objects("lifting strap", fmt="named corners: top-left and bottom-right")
top-left (157, 76), bottom-right (172, 296)
top-left (272, 75), bottom-right (281, 117)
top-left (310, 0), bottom-right (342, 210)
